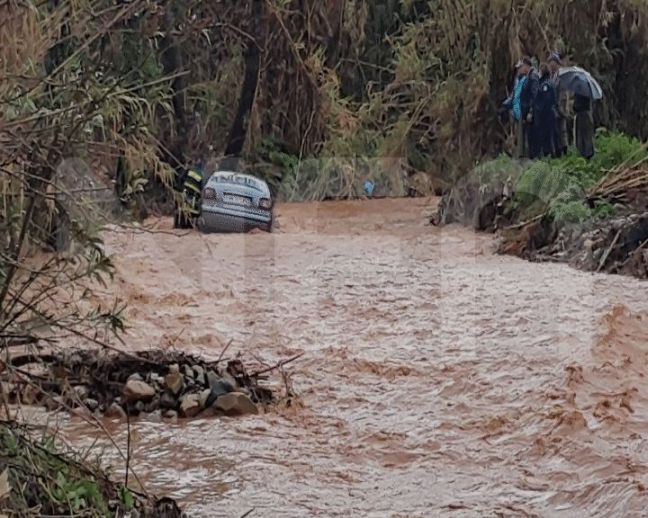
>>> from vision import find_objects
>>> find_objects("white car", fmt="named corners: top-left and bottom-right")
top-left (198, 171), bottom-right (274, 233)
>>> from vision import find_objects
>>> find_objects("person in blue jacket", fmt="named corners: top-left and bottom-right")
top-left (503, 57), bottom-right (538, 158)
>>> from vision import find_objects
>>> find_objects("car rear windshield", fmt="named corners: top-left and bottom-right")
top-left (213, 174), bottom-right (265, 191)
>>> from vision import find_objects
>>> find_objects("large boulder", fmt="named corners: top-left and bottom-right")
top-left (214, 392), bottom-right (258, 416)
top-left (204, 380), bottom-right (235, 408)
top-left (165, 371), bottom-right (185, 396)
top-left (179, 394), bottom-right (202, 418)
top-left (123, 380), bottom-right (156, 403)
top-left (199, 389), bottom-right (212, 409)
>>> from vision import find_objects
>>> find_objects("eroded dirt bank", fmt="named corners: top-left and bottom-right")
top-left (66, 197), bottom-right (648, 517)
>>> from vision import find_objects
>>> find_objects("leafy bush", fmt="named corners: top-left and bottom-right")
top-left (510, 131), bottom-right (645, 225)
top-left (549, 199), bottom-right (617, 226)
top-left (516, 161), bottom-right (568, 204)
top-left (472, 153), bottom-right (527, 184)
top-left (591, 130), bottom-right (648, 172)
top-left (550, 200), bottom-right (593, 224)
top-left (546, 152), bottom-right (597, 188)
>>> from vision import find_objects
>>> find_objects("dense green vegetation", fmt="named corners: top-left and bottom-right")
top-left (511, 131), bottom-right (646, 225)
top-left (438, 130), bottom-right (647, 232)
top-left (4, 0), bottom-right (648, 207)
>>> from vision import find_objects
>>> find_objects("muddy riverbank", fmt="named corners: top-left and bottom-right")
top-left (56, 197), bottom-right (648, 516)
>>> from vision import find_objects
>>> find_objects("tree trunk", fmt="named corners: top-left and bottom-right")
top-left (159, 1), bottom-right (188, 187)
top-left (220, 0), bottom-right (264, 171)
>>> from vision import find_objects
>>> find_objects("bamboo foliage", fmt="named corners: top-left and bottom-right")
top-left (0, 0), bottom-right (180, 345)
top-left (333, 0), bottom-right (648, 187)
top-left (4, 0), bottom-right (648, 208)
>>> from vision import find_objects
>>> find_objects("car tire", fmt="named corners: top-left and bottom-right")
top-left (263, 216), bottom-right (273, 233)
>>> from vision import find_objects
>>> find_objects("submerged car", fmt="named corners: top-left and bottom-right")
top-left (198, 171), bottom-right (274, 233)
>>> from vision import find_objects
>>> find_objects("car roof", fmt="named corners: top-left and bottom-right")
top-left (207, 171), bottom-right (270, 192)
top-left (210, 170), bottom-right (260, 180)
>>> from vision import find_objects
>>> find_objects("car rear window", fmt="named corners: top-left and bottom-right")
top-left (213, 174), bottom-right (264, 191)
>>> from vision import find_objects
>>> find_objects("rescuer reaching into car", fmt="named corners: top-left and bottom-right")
top-left (174, 161), bottom-right (205, 229)
top-left (173, 161), bottom-right (275, 233)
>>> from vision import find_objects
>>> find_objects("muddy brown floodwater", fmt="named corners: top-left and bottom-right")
top-left (65, 197), bottom-right (648, 517)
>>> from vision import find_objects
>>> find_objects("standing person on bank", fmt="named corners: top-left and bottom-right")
top-left (502, 62), bottom-right (527, 158)
top-left (503, 57), bottom-right (539, 159)
top-left (574, 88), bottom-right (595, 159)
top-left (518, 57), bottom-right (540, 159)
top-left (548, 52), bottom-right (568, 156)
top-left (531, 64), bottom-right (557, 158)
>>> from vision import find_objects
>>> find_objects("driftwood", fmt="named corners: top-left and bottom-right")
top-left (597, 229), bottom-right (622, 272)
top-left (250, 352), bottom-right (304, 377)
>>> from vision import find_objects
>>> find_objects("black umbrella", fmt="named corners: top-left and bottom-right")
top-left (558, 66), bottom-right (603, 99)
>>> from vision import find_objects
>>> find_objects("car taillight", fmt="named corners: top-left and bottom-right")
top-left (259, 198), bottom-right (272, 209)
top-left (203, 188), bottom-right (216, 200)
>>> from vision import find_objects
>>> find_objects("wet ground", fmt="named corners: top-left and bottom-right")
top-left (68, 197), bottom-right (648, 516)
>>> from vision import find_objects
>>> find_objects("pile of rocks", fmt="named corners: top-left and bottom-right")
top-left (111, 363), bottom-right (259, 419)
top-left (3, 350), bottom-right (273, 420)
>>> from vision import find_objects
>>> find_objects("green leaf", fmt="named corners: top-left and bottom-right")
top-left (120, 486), bottom-right (135, 511)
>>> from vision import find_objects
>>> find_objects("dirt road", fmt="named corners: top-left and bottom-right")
top-left (70, 197), bottom-right (648, 517)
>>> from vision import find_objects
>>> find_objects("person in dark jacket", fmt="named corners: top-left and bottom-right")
top-left (548, 52), bottom-right (568, 156)
top-left (519, 59), bottom-right (539, 121)
top-left (530, 64), bottom-right (557, 159)
top-left (574, 88), bottom-right (594, 159)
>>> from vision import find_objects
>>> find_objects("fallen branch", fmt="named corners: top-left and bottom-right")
top-left (0, 335), bottom-right (44, 348)
top-left (618, 238), bottom-right (648, 270)
top-left (5, 354), bottom-right (56, 368)
top-left (217, 338), bottom-right (234, 363)
top-left (597, 229), bottom-right (622, 273)
top-left (502, 213), bottom-right (545, 231)
top-left (250, 352), bottom-right (304, 377)
top-left (108, 223), bottom-right (192, 237)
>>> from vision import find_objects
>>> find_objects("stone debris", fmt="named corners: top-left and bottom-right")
top-left (214, 392), bottom-right (259, 416)
top-left (1, 349), bottom-right (276, 421)
top-left (123, 380), bottom-right (156, 403)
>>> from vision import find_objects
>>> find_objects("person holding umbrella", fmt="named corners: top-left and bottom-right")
top-left (556, 65), bottom-right (603, 159)
top-left (574, 86), bottom-right (595, 159)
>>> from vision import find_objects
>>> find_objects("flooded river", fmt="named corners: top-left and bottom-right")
top-left (69, 197), bottom-right (648, 516)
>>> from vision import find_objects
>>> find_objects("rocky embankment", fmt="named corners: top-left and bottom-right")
top-left (3, 350), bottom-right (274, 420)
top-left (433, 155), bottom-right (648, 279)
top-left (525, 213), bottom-right (648, 275)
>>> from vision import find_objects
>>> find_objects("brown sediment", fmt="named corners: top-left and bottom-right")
top-left (48, 197), bottom-right (648, 516)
